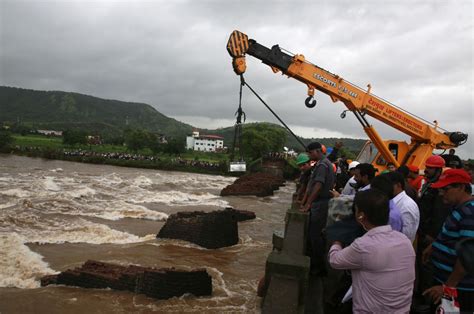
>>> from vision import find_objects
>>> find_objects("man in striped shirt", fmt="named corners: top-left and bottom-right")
top-left (423, 169), bottom-right (474, 312)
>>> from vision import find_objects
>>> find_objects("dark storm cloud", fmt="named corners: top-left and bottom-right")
top-left (1, 0), bottom-right (472, 157)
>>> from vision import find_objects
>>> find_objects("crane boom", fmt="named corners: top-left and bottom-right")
top-left (227, 30), bottom-right (467, 169)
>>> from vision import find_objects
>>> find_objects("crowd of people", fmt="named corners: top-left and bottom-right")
top-left (295, 143), bottom-right (473, 313)
top-left (64, 150), bottom-right (223, 169)
top-left (15, 146), bottom-right (223, 170)
top-left (64, 150), bottom-right (159, 161)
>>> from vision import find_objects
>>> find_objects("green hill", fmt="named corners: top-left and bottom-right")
top-left (0, 86), bottom-right (366, 153)
top-left (0, 86), bottom-right (193, 139)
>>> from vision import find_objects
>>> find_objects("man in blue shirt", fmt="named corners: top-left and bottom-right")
top-left (300, 142), bottom-right (335, 275)
top-left (423, 169), bottom-right (474, 312)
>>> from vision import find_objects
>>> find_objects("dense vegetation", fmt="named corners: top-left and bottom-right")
top-left (204, 123), bottom-right (365, 158)
top-left (0, 86), bottom-right (193, 140)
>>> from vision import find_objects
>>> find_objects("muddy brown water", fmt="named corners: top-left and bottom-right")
top-left (0, 155), bottom-right (293, 313)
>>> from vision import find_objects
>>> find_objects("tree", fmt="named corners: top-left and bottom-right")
top-left (149, 140), bottom-right (164, 154)
top-left (63, 129), bottom-right (87, 146)
top-left (124, 129), bottom-right (150, 152)
top-left (163, 138), bottom-right (185, 155)
top-left (102, 135), bottom-right (124, 146)
top-left (240, 124), bottom-right (287, 160)
top-left (0, 131), bottom-right (13, 151)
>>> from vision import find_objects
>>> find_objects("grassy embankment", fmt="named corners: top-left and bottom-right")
top-left (11, 134), bottom-right (230, 175)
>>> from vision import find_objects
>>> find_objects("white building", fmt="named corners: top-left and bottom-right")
top-left (186, 131), bottom-right (224, 152)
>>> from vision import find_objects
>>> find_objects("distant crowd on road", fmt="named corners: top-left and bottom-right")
top-left (64, 150), bottom-right (159, 161)
top-left (14, 146), bottom-right (223, 170)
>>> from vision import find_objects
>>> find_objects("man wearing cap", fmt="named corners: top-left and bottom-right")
top-left (418, 156), bottom-right (451, 245)
top-left (423, 169), bottom-right (474, 312)
top-left (341, 161), bottom-right (360, 196)
top-left (417, 155), bottom-right (452, 296)
top-left (301, 142), bottom-right (335, 275)
top-left (407, 165), bottom-right (423, 196)
top-left (295, 153), bottom-right (313, 202)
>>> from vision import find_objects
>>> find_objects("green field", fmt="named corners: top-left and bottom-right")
top-left (13, 134), bottom-right (64, 149)
top-left (12, 134), bottom-right (228, 162)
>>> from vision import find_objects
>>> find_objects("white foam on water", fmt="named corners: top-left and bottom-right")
top-left (0, 233), bottom-right (56, 289)
top-left (96, 173), bottom-right (124, 186)
top-left (50, 168), bottom-right (63, 172)
top-left (0, 188), bottom-right (31, 198)
top-left (0, 210), bottom-right (152, 245)
top-left (90, 202), bottom-right (169, 221)
top-left (33, 199), bottom-right (168, 221)
top-left (204, 266), bottom-right (236, 300)
top-left (22, 218), bottom-right (147, 245)
top-left (0, 176), bottom-right (14, 183)
top-left (158, 174), bottom-right (236, 191)
top-left (62, 186), bottom-right (97, 198)
top-left (43, 176), bottom-right (61, 191)
top-left (149, 239), bottom-right (210, 251)
top-left (130, 190), bottom-right (228, 207)
top-left (0, 201), bottom-right (17, 209)
top-left (132, 175), bottom-right (153, 187)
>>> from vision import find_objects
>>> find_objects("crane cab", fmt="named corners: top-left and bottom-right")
top-left (357, 140), bottom-right (435, 173)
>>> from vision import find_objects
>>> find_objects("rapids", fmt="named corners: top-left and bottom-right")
top-left (0, 155), bottom-right (292, 313)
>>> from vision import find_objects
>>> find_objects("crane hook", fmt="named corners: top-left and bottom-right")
top-left (305, 96), bottom-right (317, 108)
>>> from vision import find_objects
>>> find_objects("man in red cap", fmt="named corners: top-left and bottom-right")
top-left (416, 155), bottom-right (452, 302)
top-left (418, 156), bottom-right (450, 242)
top-left (407, 165), bottom-right (423, 196)
top-left (423, 169), bottom-right (474, 312)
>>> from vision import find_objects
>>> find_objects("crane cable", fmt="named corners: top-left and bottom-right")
top-left (241, 76), bottom-right (307, 150)
top-left (230, 75), bottom-right (246, 162)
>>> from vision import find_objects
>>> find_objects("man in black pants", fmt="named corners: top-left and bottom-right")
top-left (300, 142), bottom-right (335, 275)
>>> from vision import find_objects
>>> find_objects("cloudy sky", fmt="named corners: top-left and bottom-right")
top-left (1, 0), bottom-right (472, 158)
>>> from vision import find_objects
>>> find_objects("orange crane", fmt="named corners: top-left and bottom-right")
top-left (226, 30), bottom-right (468, 172)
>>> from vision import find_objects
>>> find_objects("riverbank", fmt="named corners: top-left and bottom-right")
top-left (3, 147), bottom-right (230, 176)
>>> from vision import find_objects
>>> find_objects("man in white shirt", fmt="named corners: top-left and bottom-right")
top-left (388, 171), bottom-right (420, 242)
top-left (341, 161), bottom-right (359, 195)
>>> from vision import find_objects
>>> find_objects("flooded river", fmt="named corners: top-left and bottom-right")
top-left (0, 155), bottom-right (292, 313)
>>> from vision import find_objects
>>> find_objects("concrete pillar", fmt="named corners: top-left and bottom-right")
top-left (261, 194), bottom-right (313, 313)
top-left (262, 251), bottom-right (310, 314)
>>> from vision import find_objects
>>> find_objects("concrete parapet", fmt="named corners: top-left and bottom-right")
top-left (283, 209), bottom-right (308, 255)
top-left (262, 251), bottom-right (310, 313)
top-left (291, 192), bottom-right (300, 210)
top-left (272, 230), bottom-right (284, 251)
top-left (260, 191), bottom-right (312, 313)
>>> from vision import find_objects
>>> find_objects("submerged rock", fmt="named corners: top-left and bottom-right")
top-left (220, 172), bottom-right (285, 197)
top-left (157, 210), bottom-right (239, 249)
top-left (41, 260), bottom-right (212, 300)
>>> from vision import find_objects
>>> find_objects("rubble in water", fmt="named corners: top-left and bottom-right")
top-left (41, 260), bottom-right (212, 300)
top-left (157, 209), bottom-right (241, 249)
top-left (224, 207), bottom-right (256, 222)
top-left (220, 172), bottom-right (285, 197)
